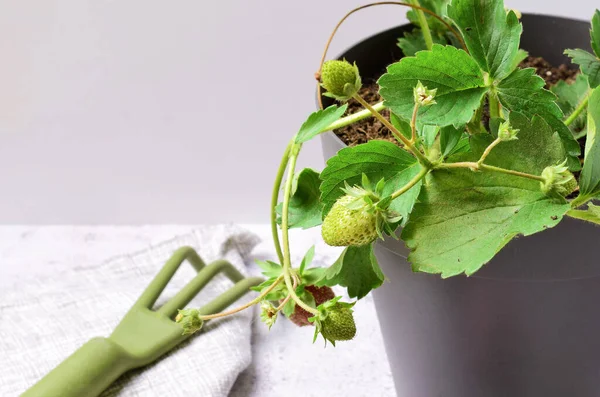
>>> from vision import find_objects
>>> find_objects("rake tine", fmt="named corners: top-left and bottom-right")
top-left (197, 276), bottom-right (265, 317)
top-left (135, 246), bottom-right (207, 309)
top-left (156, 259), bottom-right (247, 318)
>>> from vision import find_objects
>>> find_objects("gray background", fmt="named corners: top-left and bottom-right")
top-left (0, 0), bottom-right (594, 224)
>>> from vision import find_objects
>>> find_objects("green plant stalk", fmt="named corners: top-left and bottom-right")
top-left (488, 90), bottom-right (501, 118)
top-left (408, 0), bottom-right (434, 50)
top-left (570, 193), bottom-right (594, 208)
top-left (390, 166), bottom-right (429, 199)
top-left (410, 102), bottom-right (420, 143)
top-left (437, 161), bottom-right (545, 182)
top-left (198, 275), bottom-right (283, 320)
top-left (321, 101), bottom-right (386, 133)
top-left (565, 91), bottom-right (590, 127)
top-left (280, 142), bottom-right (319, 315)
top-left (270, 143), bottom-right (292, 264)
top-left (477, 138), bottom-right (502, 165)
top-left (352, 93), bottom-right (433, 168)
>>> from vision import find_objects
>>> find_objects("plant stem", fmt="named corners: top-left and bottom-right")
top-left (488, 90), bottom-right (501, 118)
top-left (565, 91), bottom-right (590, 127)
top-left (352, 93), bottom-right (433, 168)
top-left (270, 143), bottom-right (291, 264)
top-left (280, 143), bottom-right (319, 315)
top-left (198, 275), bottom-right (284, 320)
top-left (480, 164), bottom-right (545, 181)
top-left (437, 162), bottom-right (545, 182)
top-left (275, 275), bottom-right (298, 311)
top-left (321, 101), bottom-right (386, 133)
top-left (410, 103), bottom-right (420, 144)
top-left (477, 138), bottom-right (501, 165)
top-left (570, 194), bottom-right (593, 208)
top-left (391, 166), bottom-right (429, 199)
top-left (408, 0), bottom-right (434, 50)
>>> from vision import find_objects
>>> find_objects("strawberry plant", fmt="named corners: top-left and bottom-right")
top-left (178, 0), bottom-right (600, 345)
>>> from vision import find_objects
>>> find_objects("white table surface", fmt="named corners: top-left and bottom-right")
top-left (0, 225), bottom-right (395, 397)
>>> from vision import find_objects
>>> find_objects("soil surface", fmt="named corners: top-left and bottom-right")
top-left (333, 56), bottom-right (578, 146)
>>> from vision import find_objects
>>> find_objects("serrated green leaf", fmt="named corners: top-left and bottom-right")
top-left (302, 267), bottom-right (326, 285)
top-left (397, 29), bottom-right (446, 57)
top-left (382, 163), bottom-right (424, 225)
top-left (448, 0), bottom-right (522, 80)
top-left (565, 49), bottom-right (600, 89)
top-left (276, 168), bottom-right (324, 229)
top-left (379, 45), bottom-right (487, 127)
top-left (552, 74), bottom-right (590, 137)
top-left (567, 203), bottom-right (600, 224)
top-left (282, 297), bottom-right (295, 317)
top-left (497, 68), bottom-right (562, 118)
top-left (591, 10), bottom-right (600, 58)
top-left (402, 166), bottom-right (570, 278)
top-left (471, 112), bottom-right (567, 174)
top-left (440, 125), bottom-right (466, 157)
top-left (421, 125), bottom-right (440, 147)
top-left (317, 244), bottom-right (384, 299)
top-left (255, 260), bottom-right (283, 278)
top-left (496, 68), bottom-right (580, 170)
top-left (552, 74), bottom-right (590, 114)
top-left (299, 245), bottom-right (315, 275)
top-left (320, 140), bottom-right (417, 215)
top-left (295, 104), bottom-right (348, 144)
top-left (510, 49), bottom-right (529, 72)
top-left (579, 87), bottom-right (600, 197)
top-left (544, 115), bottom-right (582, 171)
top-left (390, 112), bottom-right (413, 140)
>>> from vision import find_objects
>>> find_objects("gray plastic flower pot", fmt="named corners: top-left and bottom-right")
top-left (320, 14), bottom-right (600, 397)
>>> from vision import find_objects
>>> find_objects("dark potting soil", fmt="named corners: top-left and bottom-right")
top-left (334, 56), bottom-right (578, 147)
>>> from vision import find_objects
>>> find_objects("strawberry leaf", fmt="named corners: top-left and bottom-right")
top-left (552, 74), bottom-right (590, 136)
top-left (496, 68), bottom-right (580, 170)
top-left (567, 203), bottom-right (600, 225)
top-left (378, 44), bottom-right (487, 127)
top-left (299, 245), bottom-right (315, 274)
top-left (277, 168), bottom-right (324, 229)
top-left (579, 87), bottom-right (600, 198)
top-left (397, 29), bottom-right (445, 56)
top-left (565, 49), bottom-right (600, 89)
top-left (591, 10), bottom-right (600, 58)
top-left (552, 74), bottom-right (591, 115)
top-left (295, 104), bottom-right (348, 144)
top-left (382, 163), bottom-right (424, 225)
top-left (402, 165), bottom-right (570, 278)
top-left (440, 125), bottom-right (466, 157)
top-left (496, 68), bottom-right (562, 118)
top-left (320, 140), bottom-right (417, 216)
top-left (255, 260), bottom-right (283, 278)
top-left (448, 0), bottom-right (522, 80)
top-left (317, 244), bottom-right (384, 299)
top-left (470, 112), bottom-right (567, 174)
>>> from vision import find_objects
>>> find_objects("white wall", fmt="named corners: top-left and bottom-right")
top-left (0, 0), bottom-right (595, 224)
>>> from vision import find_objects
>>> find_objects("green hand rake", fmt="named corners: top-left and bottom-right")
top-left (22, 246), bottom-right (263, 397)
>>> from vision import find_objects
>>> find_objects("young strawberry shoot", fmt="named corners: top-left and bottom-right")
top-left (177, 0), bottom-right (600, 345)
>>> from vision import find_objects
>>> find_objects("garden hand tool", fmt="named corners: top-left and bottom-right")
top-left (22, 246), bottom-right (263, 397)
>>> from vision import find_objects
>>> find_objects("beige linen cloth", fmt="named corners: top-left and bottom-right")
top-left (0, 225), bottom-right (260, 396)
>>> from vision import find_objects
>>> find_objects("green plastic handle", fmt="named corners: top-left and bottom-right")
top-left (22, 337), bottom-right (133, 397)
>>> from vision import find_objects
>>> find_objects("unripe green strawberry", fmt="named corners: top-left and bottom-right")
top-left (322, 195), bottom-right (377, 247)
top-left (321, 60), bottom-right (361, 101)
top-left (561, 171), bottom-right (578, 196)
top-left (320, 304), bottom-right (356, 343)
top-left (541, 161), bottom-right (577, 197)
top-left (287, 285), bottom-right (335, 327)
